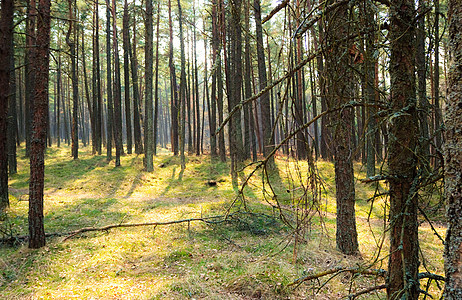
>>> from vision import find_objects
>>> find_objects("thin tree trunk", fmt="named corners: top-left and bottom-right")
top-left (106, 0), bottom-right (114, 161)
top-left (364, 0), bottom-right (376, 177)
top-left (243, 0), bottom-right (253, 161)
top-left (178, 0), bottom-right (187, 170)
top-left (254, 0), bottom-right (273, 163)
top-left (81, 27), bottom-right (93, 152)
top-left (112, 0), bottom-right (123, 166)
top-left (144, 0), bottom-right (154, 171)
top-left (129, 17), bottom-right (143, 155)
top-left (210, 0), bottom-right (218, 158)
top-left (57, 54), bottom-right (62, 147)
top-left (153, 2), bottom-right (161, 156)
top-left (123, 0), bottom-right (132, 154)
top-left (416, 0), bottom-right (430, 168)
top-left (193, 5), bottom-right (200, 156)
top-left (168, 0), bottom-right (179, 156)
top-left (434, 0), bottom-right (442, 154)
top-left (67, 0), bottom-right (79, 160)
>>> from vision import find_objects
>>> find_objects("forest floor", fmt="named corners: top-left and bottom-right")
top-left (0, 146), bottom-right (445, 299)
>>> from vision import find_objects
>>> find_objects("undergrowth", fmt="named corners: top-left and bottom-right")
top-left (0, 145), bottom-right (445, 299)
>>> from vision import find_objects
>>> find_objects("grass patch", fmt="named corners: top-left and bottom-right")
top-left (0, 145), bottom-right (445, 299)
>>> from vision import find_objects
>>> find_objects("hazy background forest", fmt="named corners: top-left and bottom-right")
top-left (1, 0), bottom-right (461, 299)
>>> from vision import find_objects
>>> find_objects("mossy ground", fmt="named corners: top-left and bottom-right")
top-left (0, 145), bottom-right (445, 299)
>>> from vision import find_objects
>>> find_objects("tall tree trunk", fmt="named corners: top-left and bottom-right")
top-left (217, 0), bottom-right (226, 162)
top-left (444, 1), bottom-right (462, 297)
top-left (325, 1), bottom-right (358, 256)
top-left (254, 0), bottom-right (273, 163)
top-left (57, 54), bottom-right (62, 147)
top-left (178, 0), bottom-right (187, 170)
top-left (144, 0), bottom-right (154, 171)
top-left (28, 0), bottom-right (51, 249)
top-left (106, 0), bottom-right (114, 161)
top-left (67, 0), bottom-right (79, 160)
top-left (187, 35), bottom-right (193, 155)
top-left (434, 0), bottom-right (442, 154)
top-left (193, 5), bottom-right (200, 156)
top-left (416, 0), bottom-right (430, 167)
top-left (81, 26), bottom-right (93, 152)
top-left (387, 0), bottom-right (419, 298)
top-left (318, 21), bottom-right (330, 161)
top-left (243, 0), bottom-right (253, 161)
top-left (92, 0), bottom-right (102, 155)
top-left (168, 0), bottom-right (179, 156)
top-left (153, 2), bottom-right (161, 156)
top-left (210, 0), bottom-right (218, 158)
top-left (8, 31), bottom-right (18, 175)
top-left (228, 0), bottom-right (245, 168)
top-left (112, 0), bottom-right (123, 166)
top-left (123, 0), bottom-right (132, 154)
top-left (129, 18), bottom-right (143, 155)
top-left (364, 0), bottom-right (376, 177)
top-left (25, 0), bottom-right (37, 158)
top-left (0, 0), bottom-right (14, 211)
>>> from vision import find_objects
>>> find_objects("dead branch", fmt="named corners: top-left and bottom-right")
top-left (62, 215), bottom-right (227, 241)
top-left (418, 272), bottom-right (445, 282)
top-left (360, 175), bottom-right (390, 184)
top-left (345, 284), bottom-right (387, 299)
top-left (262, 0), bottom-right (290, 24)
top-left (287, 267), bottom-right (387, 287)
top-left (0, 215), bottom-right (230, 245)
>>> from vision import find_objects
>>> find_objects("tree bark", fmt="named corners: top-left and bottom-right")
top-left (28, 0), bottom-right (51, 249)
top-left (444, 1), bottom-right (462, 297)
top-left (25, 0), bottom-right (37, 158)
top-left (228, 0), bottom-right (245, 167)
top-left (105, 0), bottom-right (114, 161)
top-left (178, 0), bottom-right (187, 170)
top-left (168, 0), bottom-right (179, 156)
top-left (387, 0), bottom-right (419, 298)
top-left (325, 0), bottom-right (358, 256)
top-left (416, 0), bottom-right (430, 167)
top-left (67, 0), bottom-right (79, 160)
top-left (254, 0), bottom-right (273, 163)
top-left (0, 0), bottom-right (14, 211)
top-left (129, 17), bottom-right (143, 155)
top-left (123, 0), bottom-right (132, 155)
top-left (7, 28), bottom-right (17, 175)
top-left (112, 0), bottom-right (123, 166)
top-left (144, 0), bottom-right (154, 171)
top-left (153, 2), bottom-right (161, 156)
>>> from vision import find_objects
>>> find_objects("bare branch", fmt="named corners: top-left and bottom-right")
top-left (262, 0), bottom-right (290, 24)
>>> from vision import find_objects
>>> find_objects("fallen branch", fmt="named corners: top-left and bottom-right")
top-left (345, 284), bottom-right (387, 299)
top-left (62, 215), bottom-right (227, 241)
top-left (1, 215), bottom-right (230, 245)
top-left (287, 267), bottom-right (387, 287)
